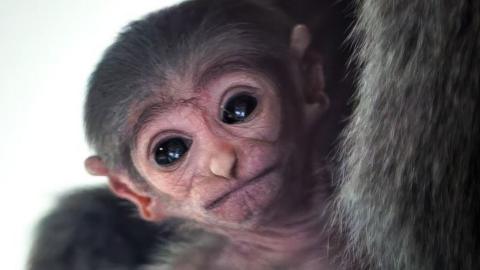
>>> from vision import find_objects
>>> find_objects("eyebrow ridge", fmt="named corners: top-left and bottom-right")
top-left (130, 96), bottom-right (200, 150)
top-left (131, 102), bottom-right (172, 149)
top-left (193, 59), bottom-right (263, 92)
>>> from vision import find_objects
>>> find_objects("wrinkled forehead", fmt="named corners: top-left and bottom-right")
top-left (125, 34), bottom-right (293, 113)
top-left (123, 63), bottom-right (282, 145)
top-left (114, 13), bottom-right (296, 146)
top-left (114, 22), bottom-right (293, 134)
top-left (125, 62), bottom-right (281, 129)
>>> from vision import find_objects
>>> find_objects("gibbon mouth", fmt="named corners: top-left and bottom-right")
top-left (204, 165), bottom-right (277, 211)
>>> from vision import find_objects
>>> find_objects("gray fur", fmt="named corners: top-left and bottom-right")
top-left (336, 0), bottom-right (480, 269)
top-left (28, 187), bottom-right (179, 270)
top-left (141, 228), bottom-right (228, 270)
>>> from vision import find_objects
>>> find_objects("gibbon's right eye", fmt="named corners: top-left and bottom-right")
top-left (154, 137), bottom-right (190, 166)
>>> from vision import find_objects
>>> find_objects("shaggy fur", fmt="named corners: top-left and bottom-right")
top-left (336, 0), bottom-right (480, 269)
top-left (28, 187), bottom-right (179, 270)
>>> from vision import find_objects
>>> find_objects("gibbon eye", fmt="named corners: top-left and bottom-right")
top-left (221, 93), bottom-right (258, 124)
top-left (154, 137), bottom-right (190, 166)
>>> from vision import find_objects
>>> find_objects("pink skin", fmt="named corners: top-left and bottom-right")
top-left (131, 72), bottom-right (287, 226)
top-left (85, 25), bottom-right (332, 268)
top-left (131, 70), bottom-right (325, 267)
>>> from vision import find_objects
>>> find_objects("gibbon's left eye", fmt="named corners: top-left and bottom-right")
top-left (221, 93), bottom-right (258, 124)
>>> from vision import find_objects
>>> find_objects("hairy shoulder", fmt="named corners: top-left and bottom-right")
top-left (28, 186), bottom-right (178, 270)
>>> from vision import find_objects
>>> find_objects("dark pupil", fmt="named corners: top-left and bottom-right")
top-left (222, 94), bottom-right (257, 124)
top-left (154, 138), bottom-right (188, 166)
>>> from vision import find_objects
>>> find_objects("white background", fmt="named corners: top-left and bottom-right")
top-left (0, 1), bottom-right (181, 269)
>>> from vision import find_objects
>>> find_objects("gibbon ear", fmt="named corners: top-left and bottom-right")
top-left (290, 24), bottom-right (329, 111)
top-left (85, 155), bottom-right (165, 221)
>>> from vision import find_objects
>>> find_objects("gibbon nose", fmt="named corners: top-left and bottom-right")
top-left (208, 144), bottom-right (237, 179)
